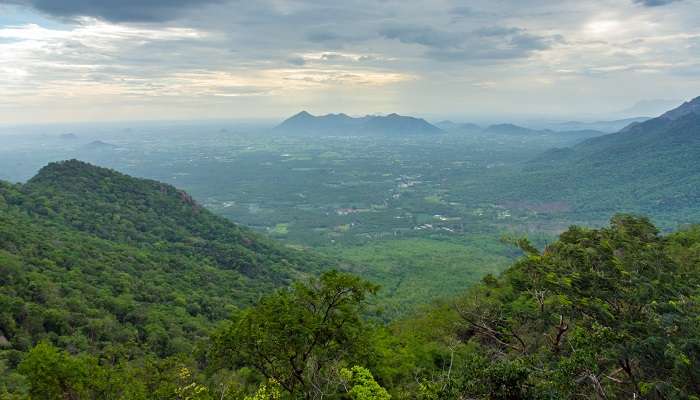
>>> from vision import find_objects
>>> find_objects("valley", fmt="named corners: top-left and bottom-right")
top-left (3, 101), bottom-right (698, 317)
top-left (0, 119), bottom-right (615, 244)
top-left (0, 123), bottom-right (608, 315)
top-left (2, 99), bottom-right (700, 397)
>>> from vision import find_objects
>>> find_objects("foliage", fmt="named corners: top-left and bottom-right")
top-left (434, 214), bottom-right (700, 399)
top-left (0, 161), bottom-right (335, 397)
top-left (1, 160), bottom-right (699, 399)
top-left (243, 380), bottom-right (282, 400)
top-left (211, 271), bottom-right (378, 399)
top-left (326, 237), bottom-right (511, 318)
top-left (339, 366), bottom-right (390, 400)
top-left (175, 367), bottom-right (211, 400)
top-left (17, 342), bottom-right (91, 400)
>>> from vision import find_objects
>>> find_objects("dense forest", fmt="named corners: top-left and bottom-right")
top-left (1, 161), bottom-right (698, 399)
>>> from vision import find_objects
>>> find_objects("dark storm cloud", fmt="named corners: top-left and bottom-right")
top-left (379, 25), bottom-right (460, 48)
top-left (475, 26), bottom-right (523, 37)
top-left (5, 0), bottom-right (221, 22)
top-left (379, 24), bottom-right (561, 61)
top-left (303, 29), bottom-right (369, 47)
top-left (306, 30), bottom-right (343, 43)
top-left (449, 6), bottom-right (476, 17)
top-left (633, 0), bottom-right (682, 6)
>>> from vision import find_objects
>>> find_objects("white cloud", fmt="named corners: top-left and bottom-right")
top-left (1, 0), bottom-right (700, 122)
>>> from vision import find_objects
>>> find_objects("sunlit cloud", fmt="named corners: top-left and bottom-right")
top-left (1, 0), bottom-right (699, 122)
top-left (585, 19), bottom-right (623, 36)
top-left (0, 18), bottom-right (207, 96)
top-left (154, 68), bottom-right (413, 97)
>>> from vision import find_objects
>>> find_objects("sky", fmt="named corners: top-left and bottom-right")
top-left (1, 0), bottom-right (699, 124)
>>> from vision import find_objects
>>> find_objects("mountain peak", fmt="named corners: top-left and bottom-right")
top-left (28, 160), bottom-right (195, 209)
top-left (659, 96), bottom-right (700, 120)
top-left (484, 123), bottom-right (535, 135)
top-left (434, 121), bottom-right (482, 131)
top-left (84, 140), bottom-right (117, 149)
top-left (290, 110), bottom-right (313, 119)
top-left (274, 111), bottom-right (443, 135)
top-left (31, 159), bottom-right (108, 183)
top-left (25, 160), bottom-right (232, 244)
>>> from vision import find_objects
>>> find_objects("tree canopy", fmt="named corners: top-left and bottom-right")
top-left (1, 161), bottom-right (698, 399)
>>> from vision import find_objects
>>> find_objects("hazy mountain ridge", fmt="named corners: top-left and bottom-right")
top-left (436, 120), bottom-right (606, 141)
top-left (278, 111), bottom-right (609, 141)
top-left (535, 117), bottom-right (651, 133)
top-left (551, 95), bottom-right (700, 157)
top-left (83, 140), bottom-right (118, 149)
top-left (434, 120), bottom-right (481, 131)
top-left (435, 118), bottom-right (653, 135)
top-left (274, 111), bottom-right (443, 135)
top-left (482, 123), bottom-right (537, 135)
top-left (519, 96), bottom-right (700, 216)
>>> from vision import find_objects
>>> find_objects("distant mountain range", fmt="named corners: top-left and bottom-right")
top-left (437, 120), bottom-right (606, 141)
top-left (521, 96), bottom-right (700, 217)
top-left (274, 111), bottom-right (444, 136)
top-left (544, 117), bottom-right (651, 133)
top-left (276, 111), bottom-right (612, 140)
top-left (482, 123), bottom-right (540, 135)
top-left (273, 106), bottom-right (692, 150)
top-left (438, 117), bottom-right (651, 134)
top-left (434, 120), bottom-right (481, 131)
top-left (534, 96), bottom-right (700, 165)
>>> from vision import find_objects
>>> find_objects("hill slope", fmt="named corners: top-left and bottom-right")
top-left (517, 96), bottom-right (700, 219)
top-left (481, 123), bottom-right (604, 141)
top-left (274, 111), bottom-right (443, 135)
top-left (435, 121), bottom-right (605, 141)
top-left (0, 160), bottom-right (334, 357)
top-left (546, 117), bottom-right (650, 133)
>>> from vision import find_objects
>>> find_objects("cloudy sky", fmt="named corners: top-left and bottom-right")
top-left (1, 0), bottom-right (699, 124)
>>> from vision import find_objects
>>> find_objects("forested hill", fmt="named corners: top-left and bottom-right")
top-left (0, 160), bottom-right (335, 358)
top-left (22, 160), bottom-right (304, 271)
top-left (534, 95), bottom-right (700, 165)
top-left (3, 211), bottom-right (699, 398)
top-left (494, 97), bottom-right (700, 221)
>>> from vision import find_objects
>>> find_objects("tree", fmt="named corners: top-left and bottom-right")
top-left (244, 380), bottom-right (282, 400)
top-left (340, 366), bottom-right (390, 400)
top-left (449, 215), bottom-right (700, 398)
top-left (17, 342), bottom-right (90, 400)
top-left (175, 367), bottom-right (212, 400)
top-left (212, 271), bottom-right (379, 399)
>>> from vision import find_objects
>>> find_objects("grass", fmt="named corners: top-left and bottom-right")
top-left (322, 235), bottom-right (513, 319)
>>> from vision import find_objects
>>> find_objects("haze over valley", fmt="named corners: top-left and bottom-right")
top-left (3, 98), bottom-right (700, 315)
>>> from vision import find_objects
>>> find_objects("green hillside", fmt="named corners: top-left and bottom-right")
top-left (491, 97), bottom-right (700, 223)
top-left (0, 160), bottom-right (334, 360)
top-left (1, 160), bottom-right (699, 399)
